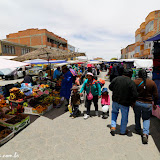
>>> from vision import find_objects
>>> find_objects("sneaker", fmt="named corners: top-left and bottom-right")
top-left (102, 114), bottom-right (108, 119)
top-left (84, 114), bottom-right (89, 120)
top-left (142, 134), bottom-right (148, 144)
top-left (71, 115), bottom-right (76, 119)
top-left (110, 127), bottom-right (116, 136)
top-left (95, 111), bottom-right (99, 116)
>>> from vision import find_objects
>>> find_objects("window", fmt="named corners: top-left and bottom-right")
top-left (135, 34), bottom-right (141, 42)
top-left (135, 46), bottom-right (140, 53)
top-left (145, 21), bottom-right (154, 34)
top-left (144, 42), bottom-right (152, 49)
top-left (2, 45), bottom-right (15, 54)
top-left (21, 48), bottom-right (30, 55)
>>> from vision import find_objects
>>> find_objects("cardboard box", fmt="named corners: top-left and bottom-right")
top-left (24, 104), bottom-right (53, 115)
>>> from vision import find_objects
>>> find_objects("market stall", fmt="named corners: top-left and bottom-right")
top-left (0, 73), bottom-right (63, 145)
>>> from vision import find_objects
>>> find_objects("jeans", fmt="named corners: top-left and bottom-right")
top-left (133, 101), bottom-right (152, 135)
top-left (111, 101), bottom-right (129, 134)
top-left (85, 95), bottom-right (98, 115)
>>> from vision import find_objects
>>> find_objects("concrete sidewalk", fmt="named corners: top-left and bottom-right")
top-left (0, 72), bottom-right (160, 160)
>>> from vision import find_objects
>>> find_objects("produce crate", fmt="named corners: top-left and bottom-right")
top-left (0, 114), bottom-right (30, 133)
top-left (0, 114), bottom-right (15, 122)
top-left (24, 104), bottom-right (53, 115)
top-left (0, 125), bottom-right (14, 146)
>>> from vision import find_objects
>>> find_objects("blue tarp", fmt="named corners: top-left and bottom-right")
top-left (146, 34), bottom-right (160, 41)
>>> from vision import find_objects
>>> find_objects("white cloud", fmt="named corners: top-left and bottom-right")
top-left (0, 0), bottom-right (160, 59)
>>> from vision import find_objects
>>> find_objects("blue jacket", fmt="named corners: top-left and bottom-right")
top-left (60, 71), bottom-right (73, 99)
top-left (53, 69), bottom-right (61, 79)
top-left (80, 79), bottom-right (101, 96)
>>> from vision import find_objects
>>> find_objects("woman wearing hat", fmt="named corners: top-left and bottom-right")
top-left (80, 72), bottom-right (101, 119)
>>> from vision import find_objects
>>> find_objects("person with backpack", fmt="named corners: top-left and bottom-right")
top-left (80, 72), bottom-right (101, 119)
top-left (133, 69), bottom-right (158, 144)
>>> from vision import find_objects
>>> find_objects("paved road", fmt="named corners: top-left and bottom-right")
top-left (0, 72), bottom-right (160, 160)
top-left (0, 78), bottom-right (23, 86)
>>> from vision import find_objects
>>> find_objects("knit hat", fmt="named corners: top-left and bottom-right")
top-left (102, 88), bottom-right (108, 93)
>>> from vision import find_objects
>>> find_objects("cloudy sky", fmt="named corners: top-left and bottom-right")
top-left (0, 0), bottom-right (160, 59)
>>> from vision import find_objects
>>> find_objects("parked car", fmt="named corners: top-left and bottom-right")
top-left (0, 67), bottom-right (24, 80)
top-left (28, 66), bottom-right (44, 77)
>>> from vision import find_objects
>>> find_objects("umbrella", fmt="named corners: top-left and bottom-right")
top-left (12, 48), bottom-right (86, 62)
top-left (70, 69), bottom-right (77, 76)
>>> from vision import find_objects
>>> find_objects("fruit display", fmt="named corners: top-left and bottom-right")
top-left (41, 96), bottom-right (54, 105)
top-left (52, 91), bottom-right (60, 97)
top-left (54, 97), bottom-right (61, 106)
top-left (9, 88), bottom-right (24, 100)
top-left (5, 114), bottom-right (26, 125)
top-left (0, 95), bottom-right (8, 108)
top-left (23, 102), bottom-right (28, 107)
top-left (33, 105), bottom-right (47, 114)
top-left (39, 84), bottom-right (49, 89)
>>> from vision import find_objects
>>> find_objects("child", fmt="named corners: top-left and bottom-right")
top-left (69, 85), bottom-right (81, 118)
top-left (101, 88), bottom-right (110, 119)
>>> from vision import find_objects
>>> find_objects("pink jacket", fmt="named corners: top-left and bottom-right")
top-left (101, 94), bottom-right (110, 105)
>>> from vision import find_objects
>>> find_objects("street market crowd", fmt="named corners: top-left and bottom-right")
top-left (55, 63), bottom-right (158, 145)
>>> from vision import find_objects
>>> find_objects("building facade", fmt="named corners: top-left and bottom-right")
top-left (5, 28), bottom-right (68, 51)
top-left (121, 43), bottom-right (135, 59)
top-left (0, 40), bottom-right (35, 56)
top-left (121, 10), bottom-right (160, 59)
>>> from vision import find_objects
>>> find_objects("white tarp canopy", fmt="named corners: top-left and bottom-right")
top-left (0, 59), bottom-right (29, 70)
top-left (0, 56), bottom-right (17, 60)
top-left (134, 59), bottom-right (153, 68)
top-left (88, 60), bottom-right (102, 64)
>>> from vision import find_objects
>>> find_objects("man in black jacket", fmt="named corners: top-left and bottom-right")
top-left (109, 69), bottom-right (137, 136)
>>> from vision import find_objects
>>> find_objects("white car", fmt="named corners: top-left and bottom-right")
top-left (0, 67), bottom-right (24, 80)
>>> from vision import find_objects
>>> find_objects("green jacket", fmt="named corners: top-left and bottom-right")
top-left (80, 79), bottom-right (101, 96)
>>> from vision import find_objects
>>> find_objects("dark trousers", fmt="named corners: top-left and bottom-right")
top-left (72, 105), bottom-right (79, 115)
top-left (85, 95), bottom-right (98, 115)
top-left (97, 69), bottom-right (100, 75)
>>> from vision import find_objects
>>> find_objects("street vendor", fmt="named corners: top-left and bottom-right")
top-left (60, 65), bottom-right (73, 112)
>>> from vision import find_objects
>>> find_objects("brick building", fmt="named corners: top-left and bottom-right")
top-left (121, 10), bottom-right (160, 59)
top-left (0, 40), bottom-right (35, 56)
top-left (121, 43), bottom-right (135, 59)
top-left (5, 28), bottom-right (68, 51)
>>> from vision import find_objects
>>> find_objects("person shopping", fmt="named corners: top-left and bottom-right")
top-left (80, 72), bottom-right (101, 119)
top-left (109, 69), bottom-right (138, 136)
top-left (133, 69), bottom-right (158, 144)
